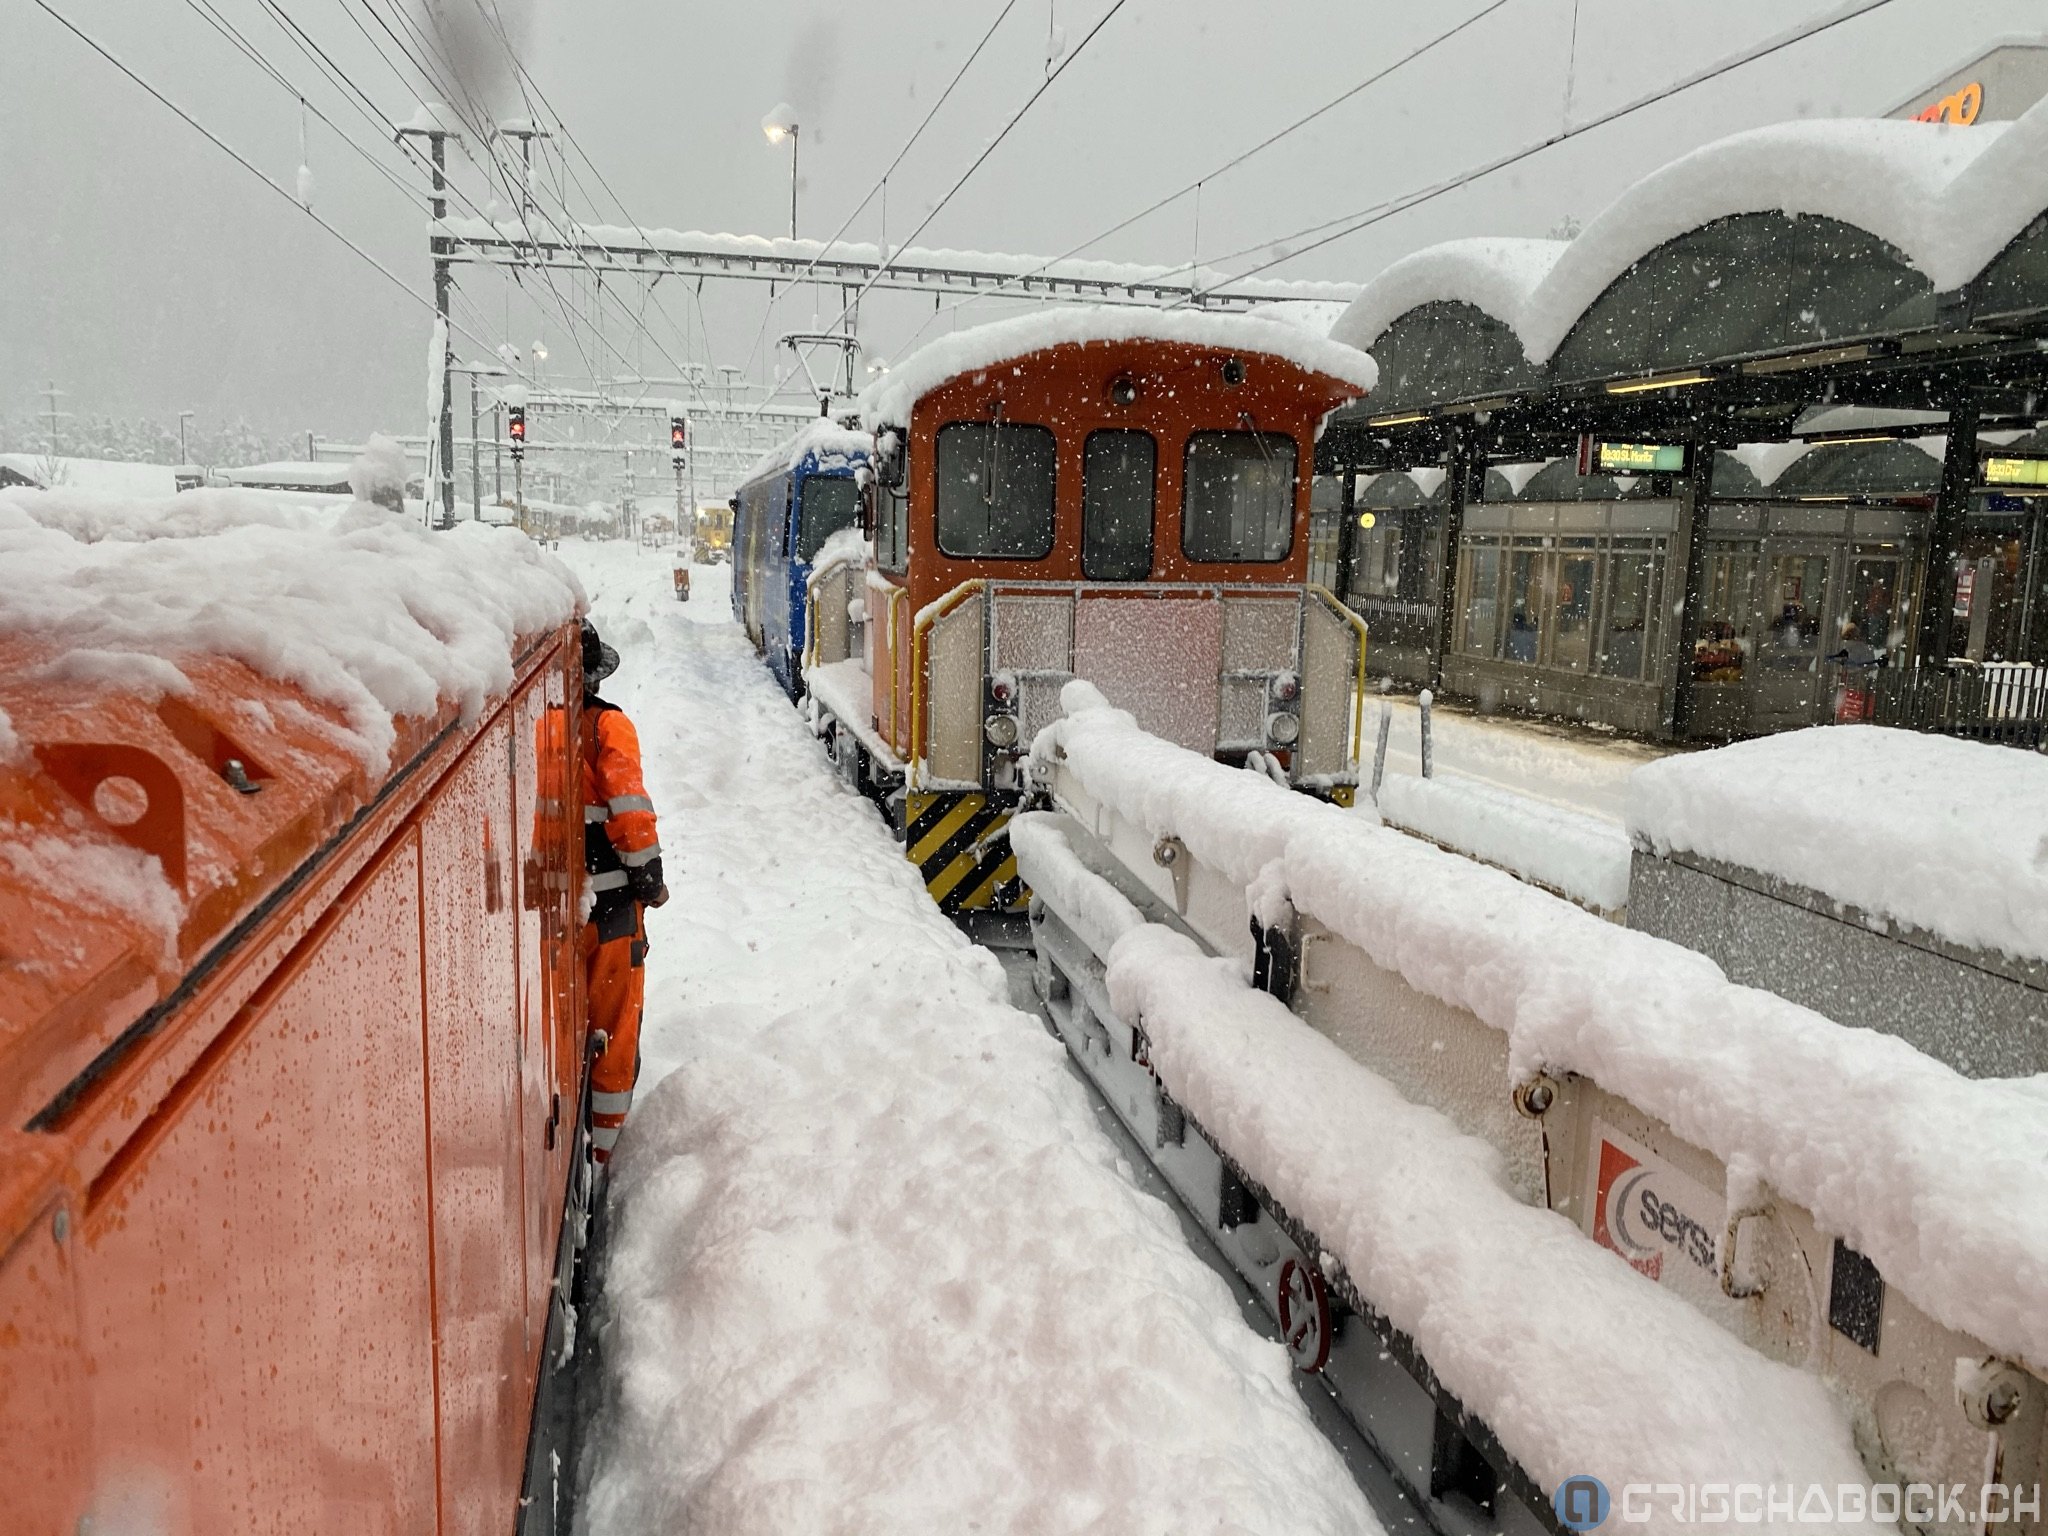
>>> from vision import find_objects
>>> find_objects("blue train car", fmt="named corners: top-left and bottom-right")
top-left (730, 422), bottom-right (872, 698)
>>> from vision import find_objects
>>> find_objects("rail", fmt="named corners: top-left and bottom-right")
top-left (910, 579), bottom-right (987, 787)
top-left (1829, 658), bottom-right (2046, 749)
top-left (1308, 584), bottom-right (1370, 765)
top-left (885, 583), bottom-right (909, 752)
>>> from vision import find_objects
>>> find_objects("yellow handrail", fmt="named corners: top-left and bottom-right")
top-left (909, 579), bottom-right (986, 787)
top-left (885, 582), bottom-right (909, 753)
top-left (1308, 584), bottom-right (1371, 767)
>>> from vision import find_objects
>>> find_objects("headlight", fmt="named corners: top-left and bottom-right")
top-left (1266, 711), bottom-right (1300, 746)
top-left (984, 713), bottom-right (1020, 749)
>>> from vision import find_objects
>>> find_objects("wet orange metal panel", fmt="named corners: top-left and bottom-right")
top-left (76, 840), bottom-right (438, 1534)
top-left (420, 717), bottom-right (531, 1536)
top-left (0, 1158), bottom-right (90, 1533)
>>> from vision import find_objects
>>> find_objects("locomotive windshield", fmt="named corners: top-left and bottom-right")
top-left (1182, 429), bottom-right (1297, 563)
top-left (1082, 429), bottom-right (1156, 581)
top-left (935, 420), bottom-right (1057, 559)
top-left (797, 474), bottom-right (861, 561)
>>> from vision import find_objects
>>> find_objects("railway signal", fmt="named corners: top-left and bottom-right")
top-left (508, 404), bottom-right (527, 461)
top-left (670, 415), bottom-right (687, 469)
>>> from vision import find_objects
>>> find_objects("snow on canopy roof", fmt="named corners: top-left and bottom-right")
top-left (1339, 95), bottom-right (2048, 378)
top-left (1330, 238), bottom-right (1566, 352)
top-left (741, 416), bottom-right (871, 485)
top-left (1629, 726), bottom-right (2048, 969)
top-left (1241, 299), bottom-right (1351, 337)
top-left (225, 461), bottom-right (356, 490)
top-left (1521, 117), bottom-right (2004, 363)
top-left (858, 307), bottom-right (1378, 430)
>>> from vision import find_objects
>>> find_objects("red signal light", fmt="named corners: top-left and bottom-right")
top-left (670, 417), bottom-right (686, 450)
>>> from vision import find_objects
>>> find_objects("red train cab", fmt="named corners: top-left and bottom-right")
top-left (798, 309), bottom-right (1377, 920)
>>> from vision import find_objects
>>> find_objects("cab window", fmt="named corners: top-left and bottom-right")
top-left (1082, 429), bottom-right (1155, 581)
top-left (1182, 430), bottom-right (1297, 563)
top-left (935, 420), bottom-right (1056, 560)
top-left (797, 474), bottom-right (860, 561)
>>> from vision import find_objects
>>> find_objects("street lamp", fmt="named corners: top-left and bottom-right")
top-left (761, 103), bottom-right (798, 240)
top-left (177, 409), bottom-right (195, 465)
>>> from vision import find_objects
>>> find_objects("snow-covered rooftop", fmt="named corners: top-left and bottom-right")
top-left (0, 454), bottom-right (182, 498)
top-left (1335, 94), bottom-right (2048, 367)
top-left (224, 461), bottom-right (356, 490)
top-left (858, 307), bottom-right (1378, 429)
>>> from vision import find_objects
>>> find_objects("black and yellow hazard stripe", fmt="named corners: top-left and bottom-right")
top-left (905, 791), bottom-right (1027, 916)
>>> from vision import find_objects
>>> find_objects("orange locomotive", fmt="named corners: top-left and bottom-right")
top-left (799, 311), bottom-right (1376, 921)
top-left (0, 618), bottom-right (596, 1532)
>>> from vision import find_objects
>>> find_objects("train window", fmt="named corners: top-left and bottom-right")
top-left (797, 475), bottom-right (861, 562)
top-left (1082, 429), bottom-right (1155, 580)
top-left (876, 479), bottom-right (909, 574)
top-left (1182, 430), bottom-right (1296, 563)
top-left (935, 420), bottom-right (1057, 560)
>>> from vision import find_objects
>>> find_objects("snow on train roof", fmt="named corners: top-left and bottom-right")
top-left (1628, 726), bottom-right (2048, 969)
top-left (0, 486), bottom-right (581, 775)
top-left (1336, 95), bottom-right (2048, 363)
top-left (858, 307), bottom-right (1379, 430)
top-left (741, 417), bottom-right (872, 485)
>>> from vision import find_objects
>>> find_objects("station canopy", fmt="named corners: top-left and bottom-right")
top-left (1328, 96), bottom-right (2048, 427)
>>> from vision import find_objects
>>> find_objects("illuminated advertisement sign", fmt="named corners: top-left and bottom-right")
top-left (1596, 441), bottom-right (1688, 475)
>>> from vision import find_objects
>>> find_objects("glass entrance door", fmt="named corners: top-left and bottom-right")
top-left (1751, 547), bottom-right (1834, 730)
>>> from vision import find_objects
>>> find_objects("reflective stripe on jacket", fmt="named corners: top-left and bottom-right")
top-left (581, 697), bottom-right (660, 896)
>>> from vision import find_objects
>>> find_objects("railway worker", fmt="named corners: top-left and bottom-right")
top-left (579, 617), bottom-right (668, 1169)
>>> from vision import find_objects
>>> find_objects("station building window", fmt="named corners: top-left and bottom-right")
top-left (1083, 429), bottom-right (1156, 580)
top-left (796, 475), bottom-right (861, 561)
top-left (1695, 541), bottom-right (1760, 684)
top-left (935, 420), bottom-right (1057, 560)
top-left (1454, 502), bottom-right (1673, 682)
top-left (1183, 430), bottom-right (1296, 563)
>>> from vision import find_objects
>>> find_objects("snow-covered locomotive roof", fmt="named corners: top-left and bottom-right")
top-left (740, 417), bottom-right (872, 486)
top-left (857, 307), bottom-right (1379, 431)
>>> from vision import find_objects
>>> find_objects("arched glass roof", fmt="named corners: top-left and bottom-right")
top-left (1768, 440), bottom-right (1942, 499)
top-left (1359, 301), bottom-right (1537, 414)
top-left (1972, 211), bottom-right (2048, 326)
top-left (1550, 214), bottom-right (1935, 384)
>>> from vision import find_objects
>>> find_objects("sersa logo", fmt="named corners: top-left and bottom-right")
top-left (1589, 1125), bottom-right (1721, 1283)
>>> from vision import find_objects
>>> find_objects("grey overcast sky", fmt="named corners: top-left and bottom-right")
top-left (3, 0), bottom-right (2042, 447)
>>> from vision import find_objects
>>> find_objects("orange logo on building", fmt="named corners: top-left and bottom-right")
top-left (1913, 81), bottom-right (1983, 124)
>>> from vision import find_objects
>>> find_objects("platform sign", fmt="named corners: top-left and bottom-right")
top-left (1596, 441), bottom-right (1688, 475)
top-left (1981, 455), bottom-right (2048, 489)
top-left (1583, 1121), bottom-right (1724, 1287)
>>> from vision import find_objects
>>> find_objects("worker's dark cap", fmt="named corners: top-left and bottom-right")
top-left (581, 618), bottom-right (619, 688)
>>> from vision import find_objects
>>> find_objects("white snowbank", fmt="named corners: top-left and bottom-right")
top-left (0, 454), bottom-right (184, 497)
top-left (1044, 699), bottom-right (2048, 1371)
top-left (1627, 726), bottom-right (2048, 966)
top-left (1376, 771), bottom-right (1631, 911)
top-left (1106, 924), bottom-right (1887, 1524)
top-left (742, 416), bottom-right (872, 485)
top-left (562, 541), bottom-right (1379, 1536)
top-left (0, 487), bottom-right (581, 773)
top-left (860, 308), bottom-right (1378, 429)
top-left (1331, 237), bottom-right (1565, 353)
top-left (1242, 298), bottom-right (1351, 337)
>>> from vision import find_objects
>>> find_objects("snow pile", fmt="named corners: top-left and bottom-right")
top-left (1331, 237), bottom-right (1566, 352)
top-left (861, 308), bottom-right (1378, 429)
top-left (1376, 771), bottom-right (1631, 911)
top-left (565, 542), bottom-right (1378, 1536)
top-left (346, 433), bottom-right (410, 513)
top-left (0, 487), bottom-right (581, 773)
top-left (1044, 697), bottom-right (2048, 1370)
top-left (742, 416), bottom-right (871, 485)
top-left (1627, 726), bottom-right (2048, 966)
top-left (1105, 924), bottom-right (1886, 1520)
top-left (1242, 298), bottom-right (1351, 336)
top-left (1030, 680), bottom-right (1334, 888)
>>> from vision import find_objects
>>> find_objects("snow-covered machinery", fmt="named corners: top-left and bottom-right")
top-left (1014, 696), bottom-right (2048, 1536)
top-left (801, 308), bottom-right (1378, 926)
top-left (0, 491), bottom-right (595, 1534)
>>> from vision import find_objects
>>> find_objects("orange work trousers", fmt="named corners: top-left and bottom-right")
top-left (581, 902), bottom-right (646, 1163)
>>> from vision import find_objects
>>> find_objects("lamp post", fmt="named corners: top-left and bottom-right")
top-left (177, 409), bottom-right (195, 466)
top-left (762, 103), bottom-right (799, 240)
